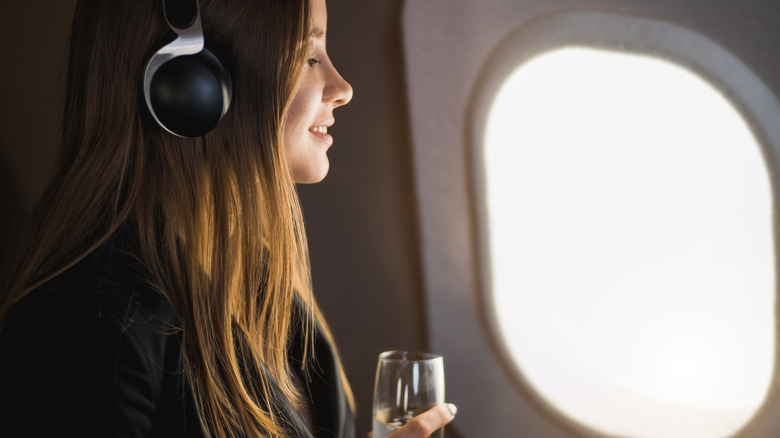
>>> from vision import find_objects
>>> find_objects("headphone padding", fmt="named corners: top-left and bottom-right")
top-left (149, 47), bottom-right (232, 137)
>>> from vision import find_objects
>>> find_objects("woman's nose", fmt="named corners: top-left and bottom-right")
top-left (324, 64), bottom-right (353, 108)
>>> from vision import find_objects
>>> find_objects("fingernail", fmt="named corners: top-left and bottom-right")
top-left (446, 403), bottom-right (458, 417)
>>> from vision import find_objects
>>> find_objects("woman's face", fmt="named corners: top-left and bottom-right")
top-left (283, 0), bottom-right (353, 184)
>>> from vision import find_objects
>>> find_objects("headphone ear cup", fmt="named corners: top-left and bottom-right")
top-left (148, 46), bottom-right (232, 137)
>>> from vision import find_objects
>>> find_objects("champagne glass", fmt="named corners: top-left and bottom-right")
top-left (372, 350), bottom-right (445, 438)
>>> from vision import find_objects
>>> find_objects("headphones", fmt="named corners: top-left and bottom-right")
top-left (142, 0), bottom-right (233, 138)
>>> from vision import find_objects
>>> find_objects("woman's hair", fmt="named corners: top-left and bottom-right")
top-left (0, 0), bottom-right (353, 436)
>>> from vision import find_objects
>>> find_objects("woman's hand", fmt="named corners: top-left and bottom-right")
top-left (367, 403), bottom-right (458, 438)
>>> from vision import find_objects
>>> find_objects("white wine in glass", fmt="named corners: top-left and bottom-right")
top-left (372, 351), bottom-right (445, 438)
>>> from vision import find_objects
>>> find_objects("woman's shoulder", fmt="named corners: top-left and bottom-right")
top-left (0, 244), bottom-right (195, 436)
top-left (0, 243), bottom-right (184, 369)
top-left (5, 244), bottom-right (181, 335)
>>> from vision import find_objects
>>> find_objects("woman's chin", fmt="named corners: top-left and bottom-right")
top-left (292, 162), bottom-right (330, 184)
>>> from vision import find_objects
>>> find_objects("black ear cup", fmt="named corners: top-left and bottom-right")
top-left (148, 46), bottom-right (232, 138)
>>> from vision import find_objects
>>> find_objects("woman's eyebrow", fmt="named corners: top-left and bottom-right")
top-left (309, 27), bottom-right (325, 38)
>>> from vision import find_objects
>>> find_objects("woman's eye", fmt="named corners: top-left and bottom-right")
top-left (308, 58), bottom-right (321, 67)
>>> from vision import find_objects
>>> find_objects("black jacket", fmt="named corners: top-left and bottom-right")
top-left (0, 243), bottom-right (355, 438)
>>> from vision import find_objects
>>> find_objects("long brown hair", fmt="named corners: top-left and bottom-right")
top-left (0, 0), bottom-right (353, 436)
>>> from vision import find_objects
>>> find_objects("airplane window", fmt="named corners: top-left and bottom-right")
top-left (483, 46), bottom-right (775, 438)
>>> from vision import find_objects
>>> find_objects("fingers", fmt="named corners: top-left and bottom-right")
top-left (389, 403), bottom-right (458, 438)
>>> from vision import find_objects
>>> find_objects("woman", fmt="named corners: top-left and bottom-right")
top-left (0, 0), bottom-right (456, 436)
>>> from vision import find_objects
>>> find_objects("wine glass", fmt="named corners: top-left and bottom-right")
top-left (372, 350), bottom-right (445, 438)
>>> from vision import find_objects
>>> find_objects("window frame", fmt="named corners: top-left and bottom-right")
top-left (403, 6), bottom-right (780, 438)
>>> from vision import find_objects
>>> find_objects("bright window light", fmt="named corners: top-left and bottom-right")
top-left (484, 47), bottom-right (775, 438)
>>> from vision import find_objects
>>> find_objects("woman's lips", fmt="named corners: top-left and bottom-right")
top-left (309, 122), bottom-right (334, 146)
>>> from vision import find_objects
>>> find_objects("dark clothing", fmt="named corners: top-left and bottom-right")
top-left (0, 243), bottom-right (355, 438)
